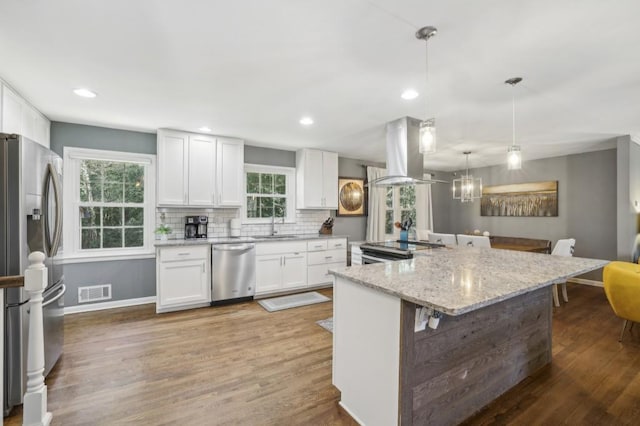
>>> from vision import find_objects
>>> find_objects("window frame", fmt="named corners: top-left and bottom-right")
top-left (62, 147), bottom-right (156, 262)
top-left (385, 185), bottom-right (417, 240)
top-left (242, 163), bottom-right (296, 224)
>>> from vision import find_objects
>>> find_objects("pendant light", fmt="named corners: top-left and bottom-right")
top-left (453, 152), bottom-right (482, 203)
top-left (505, 77), bottom-right (523, 170)
top-left (415, 26), bottom-right (437, 154)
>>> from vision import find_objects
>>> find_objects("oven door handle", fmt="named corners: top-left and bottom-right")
top-left (361, 254), bottom-right (393, 264)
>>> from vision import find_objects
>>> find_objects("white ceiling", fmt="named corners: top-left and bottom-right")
top-left (0, 0), bottom-right (637, 171)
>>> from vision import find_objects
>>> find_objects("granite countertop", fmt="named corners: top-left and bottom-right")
top-left (329, 246), bottom-right (609, 316)
top-left (154, 234), bottom-right (348, 247)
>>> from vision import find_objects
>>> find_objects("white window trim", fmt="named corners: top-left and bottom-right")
top-left (62, 147), bottom-right (156, 262)
top-left (242, 163), bottom-right (296, 224)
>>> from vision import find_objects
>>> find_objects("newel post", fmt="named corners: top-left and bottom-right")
top-left (22, 252), bottom-right (52, 426)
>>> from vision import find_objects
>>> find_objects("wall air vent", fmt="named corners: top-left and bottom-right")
top-left (78, 284), bottom-right (112, 303)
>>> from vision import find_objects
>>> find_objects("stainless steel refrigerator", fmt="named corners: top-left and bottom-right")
top-left (1, 133), bottom-right (65, 416)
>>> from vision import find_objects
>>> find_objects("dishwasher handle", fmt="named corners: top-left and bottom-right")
top-left (213, 244), bottom-right (255, 252)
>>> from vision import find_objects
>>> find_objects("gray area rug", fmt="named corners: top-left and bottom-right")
top-left (258, 291), bottom-right (331, 312)
top-left (316, 317), bottom-right (333, 333)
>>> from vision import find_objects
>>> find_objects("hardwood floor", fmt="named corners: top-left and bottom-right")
top-left (5, 284), bottom-right (640, 425)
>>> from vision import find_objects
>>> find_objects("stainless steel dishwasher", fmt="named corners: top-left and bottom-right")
top-left (212, 243), bottom-right (256, 303)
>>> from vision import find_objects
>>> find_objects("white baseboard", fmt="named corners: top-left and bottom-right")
top-left (567, 278), bottom-right (603, 288)
top-left (64, 296), bottom-right (156, 315)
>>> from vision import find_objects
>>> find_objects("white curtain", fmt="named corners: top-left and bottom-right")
top-left (366, 166), bottom-right (387, 242)
top-left (416, 173), bottom-right (434, 233)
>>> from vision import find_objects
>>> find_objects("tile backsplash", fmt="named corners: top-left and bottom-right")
top-left (156, 208), bottom-right (330, 239)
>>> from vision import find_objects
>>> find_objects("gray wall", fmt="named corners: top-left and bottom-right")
top-left (330, 157), bottom-right (384, 243)
top-left (52, 122), bottom-right (158, 309)
top-left (245, 145), bottom-right (295, 168)
top-left (63, 259), bottom-right (156, 305)
top-left (616, 136), bottom-right (640, 261)
top-left (432, 149), bottom-right (617, 280)
top-left (50, 122), bottom-right (156, 156)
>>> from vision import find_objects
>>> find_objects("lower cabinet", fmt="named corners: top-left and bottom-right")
top-left (255, 250), bottom-right (308, 294)
top-left (307, 238), bottom-right (348, 286)
top-left (156, 245), bottom-right (211, 313)
top-left (255, 238), bottom-right (347, 296)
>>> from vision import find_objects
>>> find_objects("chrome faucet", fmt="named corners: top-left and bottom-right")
top-left (271, 216), bottom-right (284, 236)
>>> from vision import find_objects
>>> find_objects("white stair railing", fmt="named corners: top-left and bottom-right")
top-left (22, 252), bottom-right (52, 426)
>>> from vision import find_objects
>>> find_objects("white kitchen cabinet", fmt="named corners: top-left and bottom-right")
top-left (156, 245), bottom-right (211, 313)
top-left (296, 149), bottom-right (339, 209)
top-left (188, 133), bottom-right (217, 206)
top-left (255, 255), bottom-right (283, 293)
top-left (0, 82), bottom-right (50, 148)
top-left (157, 129), bottom-right (243, 207)
top-left (157, 130), bottom-right (188, 205)
top-left (216, 137), bottom-right (244, 206)
top-left (307, 238), bottom-right (347, 286)
top-left (255, 238), bottom-right (346, 295)
top-left (255, 241), bottom-right (308, 295)
top-left (282, 253), bottom-right (308, 289)
top-left (1, 84), bottom-right (22, 135)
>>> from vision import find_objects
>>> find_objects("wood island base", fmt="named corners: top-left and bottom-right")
top-left (333, 277), bottom-right (553, 426)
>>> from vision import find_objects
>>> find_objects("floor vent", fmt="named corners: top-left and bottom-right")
top-left (78, 284), bottom-right (112, 304)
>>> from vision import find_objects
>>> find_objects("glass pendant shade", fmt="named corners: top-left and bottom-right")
top-left (507, 145), bottom-right (522, 170)
top-left (419, 118), bottom-right (436, 154)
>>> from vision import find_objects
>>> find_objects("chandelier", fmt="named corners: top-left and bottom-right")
top-left (453, 152), bottom-right (482, 202)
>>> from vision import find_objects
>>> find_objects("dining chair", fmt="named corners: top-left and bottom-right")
top-left (603, 261), bottom-right (640, 342)
top-left (456, 235), bottom-right (491, 248)
top-left (551, 238), bottom-right (576, 307)
top-left (428, 232), bottom-right (457, 246)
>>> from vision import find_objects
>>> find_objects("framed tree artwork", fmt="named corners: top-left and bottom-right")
top-left (337, 177), bottom-right (367, 216)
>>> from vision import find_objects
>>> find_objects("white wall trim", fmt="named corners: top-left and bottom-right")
top-left (64, 296), bottom-right (156, 315)
top-left (567, 278), bottom-right (603, 288)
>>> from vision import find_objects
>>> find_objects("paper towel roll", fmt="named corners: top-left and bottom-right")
top-left (230, 218), bottom-right (241, 237)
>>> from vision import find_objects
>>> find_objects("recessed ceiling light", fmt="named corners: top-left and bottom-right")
top-left (73, 88), bottom-right (97, 98)
top-left (299, 117), bottom-right (314, 126)
top-left (198, 126), bottom-right (212, 132)
top-left (401, 89), bottom-right (419, 100)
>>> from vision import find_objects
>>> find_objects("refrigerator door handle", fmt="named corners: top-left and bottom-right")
top-left (43, 163), bottom-right (63, 257)
top-left (42, 284), bottom-right (66, 308)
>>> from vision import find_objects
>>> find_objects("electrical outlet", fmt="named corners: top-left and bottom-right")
top-left (415, 307), bottom-right (428, 332)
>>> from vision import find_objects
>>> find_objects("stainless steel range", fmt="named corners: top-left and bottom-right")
top-left (360, 240), bottom-right (445, 264)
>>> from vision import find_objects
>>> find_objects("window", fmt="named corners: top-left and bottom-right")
top-left (243, 164), bottom-right (295, 223)
top-left (63, 147), bottom-right (156, 260)
top-left (385, 186), bottom-right (416, 237)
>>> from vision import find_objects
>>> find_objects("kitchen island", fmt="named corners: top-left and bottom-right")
top-left (329, 247), bottom-right (607, 426)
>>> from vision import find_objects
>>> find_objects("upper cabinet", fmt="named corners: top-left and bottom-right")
top-left (156, 129), bottom-right (244, 207)
top-left (0, 82), bottom-right (50, 148)
top-left (216, 137), bottom-right (244, 206)
top-left (296, 149), bottom-right (338, 209)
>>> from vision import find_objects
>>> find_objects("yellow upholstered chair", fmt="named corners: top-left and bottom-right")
top-left (603, 261), bottom-right (640, 342)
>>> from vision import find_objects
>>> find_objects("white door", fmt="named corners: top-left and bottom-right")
top-left (188, 134), bottom-right (216, 206)
top-left (304, 150), bottom-right (324, 208)
top-left (157, 131), bottom-right (188, 205)
top-left (158, 260), bottom-right (210, 307)
top-left (282, 253), bottom-right (307, 289)
top-left (216, 138), bottom-right (244, 206)
top-left (1, 85), bottom-right (22, 135)
top-left (256, 255), bottom-right (282, 293)
top-left (21, 103), bottom-right (38, 142)
top-left (322, 151), bottom-right (339, 209)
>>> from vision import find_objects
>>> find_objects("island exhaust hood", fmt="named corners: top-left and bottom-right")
top-left (370, 116), bottom-right (447, 186)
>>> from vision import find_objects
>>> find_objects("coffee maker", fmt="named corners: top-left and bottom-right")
top-left (185, 216), bottom-right (208, 239)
